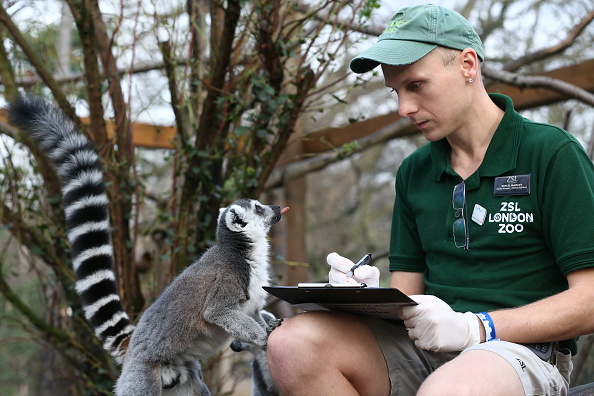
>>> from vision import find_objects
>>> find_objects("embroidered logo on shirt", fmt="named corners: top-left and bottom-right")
top-left (488, 201), bottom-right (534, 234)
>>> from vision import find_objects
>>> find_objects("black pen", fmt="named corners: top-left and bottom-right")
top-left (346, 253), bottom-right (372, 278)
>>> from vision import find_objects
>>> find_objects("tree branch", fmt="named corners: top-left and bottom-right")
top-left (159, 40), bottom-right (188, 147)
top-left (503, 9), bottom-right (594, 72)
top-left (0, 260), bottom-right (70, 344)
top-left (0, 3), bottom-right (80, 125)
top-left (69, 1), bottom-right (108, 146)
top-left (481, 64), bottom-right (594, 107)
top-left (0, 121), bottom-right (64, 242)
top-left (295, 2), bottom-right (383, 36)
top-left (0, 25), bottom-right (18, 98)
top-left (265, 117), bottom-right (417, 190)
top-left (0, 200), bottom-right (60, 268)
top-left (88, 0), bottom-right (130, 159)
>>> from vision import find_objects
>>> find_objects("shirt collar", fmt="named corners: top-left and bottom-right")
top-left (431, 93), bottom-right (522, 185)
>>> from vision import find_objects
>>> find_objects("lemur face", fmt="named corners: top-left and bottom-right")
top-left (218, 199), bottom-right (289, 236)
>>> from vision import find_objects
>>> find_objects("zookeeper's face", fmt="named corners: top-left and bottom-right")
top-left (381, 48), bottom-right (473, 142)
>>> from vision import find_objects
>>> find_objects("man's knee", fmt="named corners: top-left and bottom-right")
top-left (266, 314), bottom-right (319, 369)
top-left (267, 312), bottom-right (352, 373)
top-left (267, 314), bottom-right (332, 391)
top-left (266, 316), bottom-right (296, 363)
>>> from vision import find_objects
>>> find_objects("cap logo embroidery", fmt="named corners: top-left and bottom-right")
top-left (384, 14), bottom-right (407, 33)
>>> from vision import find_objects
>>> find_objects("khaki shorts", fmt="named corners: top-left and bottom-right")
top-left (363, 317), bottom-right (572, 396)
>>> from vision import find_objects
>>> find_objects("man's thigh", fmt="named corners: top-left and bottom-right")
top-left (362, 317), bottom-right (458, 396)
top-left (363, 319), bottom-right (572, 396)
top-left (419, 341), bottom-right (572, 396)
top-left (418, 348), bottom-right (524, 395)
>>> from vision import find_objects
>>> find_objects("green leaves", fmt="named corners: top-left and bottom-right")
top-left (358, 0), bottom-right (381, 21)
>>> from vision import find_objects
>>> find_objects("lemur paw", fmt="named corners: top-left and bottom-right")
top-left (266, 318), bottom-right (284, 335)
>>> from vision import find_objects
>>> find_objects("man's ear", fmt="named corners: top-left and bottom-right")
top-left (460, 48), bottom-right (479, 81)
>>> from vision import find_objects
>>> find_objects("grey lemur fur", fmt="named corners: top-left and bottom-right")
top-left (230, 310), bottom-right (280, 396)
top-left (7, 94), bottom-right (287, 396)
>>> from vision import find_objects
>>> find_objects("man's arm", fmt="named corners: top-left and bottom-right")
top-left (391, 270), bottom-right (425, 296)
top-left (490, 267), bottom-right (594, 343)
top-left (396, 268), bottom-right (594, 351)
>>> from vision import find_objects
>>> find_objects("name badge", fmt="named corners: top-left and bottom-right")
top-left (493, 174), bottom-right (531, 196)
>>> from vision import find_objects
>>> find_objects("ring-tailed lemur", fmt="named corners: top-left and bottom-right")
top-left (7, 94), bottom-right (288, 396)
top-left (230, 310), bottom-right (280, 396)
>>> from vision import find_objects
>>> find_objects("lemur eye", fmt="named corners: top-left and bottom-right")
top-left (255, 205), bottom-right (264, 214)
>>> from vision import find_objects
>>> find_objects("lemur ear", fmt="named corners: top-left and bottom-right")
top-left (230, 209), bottom-right (247, 228)
top-left (218, 207), bottom-right (227, 223)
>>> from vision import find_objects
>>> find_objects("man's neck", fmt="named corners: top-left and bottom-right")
top-left (448, 93), bottom-right (504, 180)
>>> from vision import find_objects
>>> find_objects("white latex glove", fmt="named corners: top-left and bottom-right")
top-left (399, 295), bottom-right (480, 352)
top-left (327, 252), bottom-right (380, 288)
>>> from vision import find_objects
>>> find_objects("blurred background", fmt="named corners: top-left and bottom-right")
top-left (0, 0), bottom-right (592, 394)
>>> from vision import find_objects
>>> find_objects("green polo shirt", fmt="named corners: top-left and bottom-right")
top-left (389, 93), bottom-right (594, 354)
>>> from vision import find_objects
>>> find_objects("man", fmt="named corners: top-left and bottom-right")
top-left (266, 4), bottom-right (594, 395)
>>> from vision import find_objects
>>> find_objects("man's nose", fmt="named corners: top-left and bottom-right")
top-left (398, 95), bottom-right (417, 118)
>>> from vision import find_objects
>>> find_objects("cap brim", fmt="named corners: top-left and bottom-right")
top-left (350, 40), bottom-right (438, 74)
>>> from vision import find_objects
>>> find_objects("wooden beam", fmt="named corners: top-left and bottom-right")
top-left (300, 112), bottom-right (403, 156)
top-left (82, 118), bottom-right (176, 149)
top-left (99, 119), bottom-right (176, 149)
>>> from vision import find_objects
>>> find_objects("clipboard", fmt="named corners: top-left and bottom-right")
top-left (263, 284), bottom-right (417, 320)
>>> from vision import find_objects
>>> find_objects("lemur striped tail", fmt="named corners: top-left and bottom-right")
top-left (7, 95), bottom-right (134, 364)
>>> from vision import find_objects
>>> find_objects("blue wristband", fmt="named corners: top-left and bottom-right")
top-left (476, 312), bottom-right (499, 342)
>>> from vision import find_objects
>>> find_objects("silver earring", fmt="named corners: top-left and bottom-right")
top-left (468, 78), bottom-right (474, 83)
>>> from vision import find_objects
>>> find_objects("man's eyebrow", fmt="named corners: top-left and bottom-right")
top-left (384, 79), bottom-right (408, 91)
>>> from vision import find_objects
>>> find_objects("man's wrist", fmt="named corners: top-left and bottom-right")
top-left (476, 315), bottom-right (486, 342)
top-left (476, 312), bottom-right (498, 342)
top-left (462, 312), bottom-right (481, 347)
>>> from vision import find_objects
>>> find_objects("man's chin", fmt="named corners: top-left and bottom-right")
top-left (421, 131), bottom-right (444, 142)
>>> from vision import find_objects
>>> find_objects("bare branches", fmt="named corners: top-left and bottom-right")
top-left (0, 263), bottom-right (70, 344)
top-left (0, 26), bottom-right (17, 97)
top-left (0, 4), bottom-right (79, 125)
top-left (69, 1), bottom-right (108, 145)
top-left (502, 9), bottom-right (594, 72)
top-left (88, 0), bottom-right (130, 157)
top-left (159, 40), bottom-right (188, 147)
top-left (295, 2), bottom-right (383, 36)
top-left (266, 118), bottom-right (417, 189)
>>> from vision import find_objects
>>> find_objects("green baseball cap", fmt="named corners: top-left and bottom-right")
top-left (350, 4), bottom-right (484, 74)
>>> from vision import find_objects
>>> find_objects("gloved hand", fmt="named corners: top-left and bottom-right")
top-left (327, 252), bottom-right (380, 287)
top-left (399, 295), bottom-right (480, 352)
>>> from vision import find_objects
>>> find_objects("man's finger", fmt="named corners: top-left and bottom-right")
top-left (327, 252), bottom-right (355, 272)
top-left (353, 265), bottom-right (379, 280)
